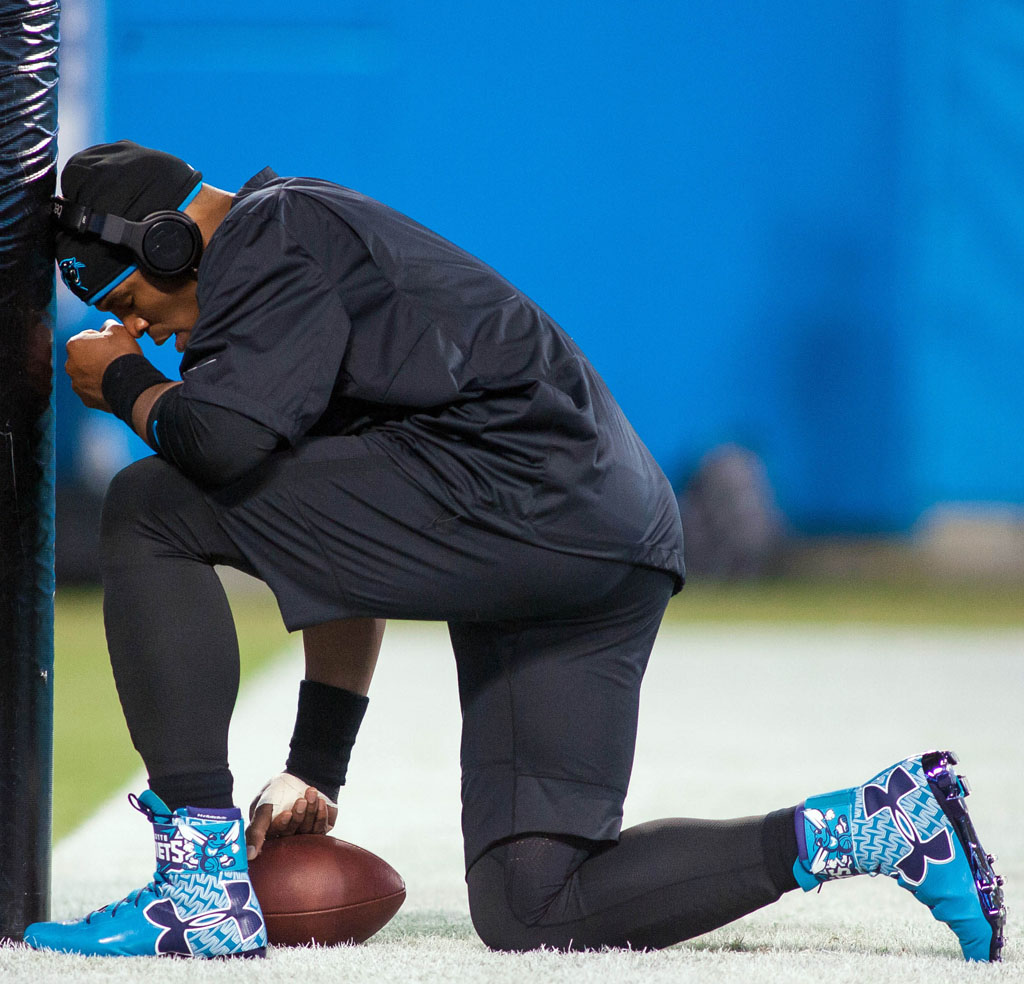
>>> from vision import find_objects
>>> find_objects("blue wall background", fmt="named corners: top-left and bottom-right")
top-left (56, 0), bottom-right (1024, 533)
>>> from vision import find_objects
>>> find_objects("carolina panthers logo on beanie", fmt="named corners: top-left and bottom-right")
top-left (59, 257), bottom-right (86, 291)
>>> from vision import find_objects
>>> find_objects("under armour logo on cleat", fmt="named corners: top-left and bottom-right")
top-left (864, 766), bottom-right (954, 885)
top-left (145, 881), bottom-right (263, 955)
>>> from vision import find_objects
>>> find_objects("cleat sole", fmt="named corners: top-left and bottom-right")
top-left (922, 750), bottom-right (1006, 961)
top-left (168, 946), bottom-right (266, 960)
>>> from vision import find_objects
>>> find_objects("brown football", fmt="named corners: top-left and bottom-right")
top-left (248, 835), bottom-right (405, 946)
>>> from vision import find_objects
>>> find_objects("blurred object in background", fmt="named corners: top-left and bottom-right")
top-left (914, 505), bottom-right (1024, 582)
top-left (55, 414), bottom-right (138, 584)
top-left (679, 445), bottom-right (786, 580)
top-left (781, 506), bottom-right (1024, 585)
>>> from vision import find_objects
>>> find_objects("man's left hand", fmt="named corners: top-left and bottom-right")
top-left (65, 319), bottom-right (143, 411)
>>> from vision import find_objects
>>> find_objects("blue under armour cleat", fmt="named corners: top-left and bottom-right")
top-left (793, 750), bottom-right (1006, 961)
top-left (24, 790), bottom-right (267, 958)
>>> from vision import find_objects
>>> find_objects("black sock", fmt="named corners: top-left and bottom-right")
top-left (149, 768), bottom-right (234, 811)
top-left (760, 806), bottom-right (799, 894)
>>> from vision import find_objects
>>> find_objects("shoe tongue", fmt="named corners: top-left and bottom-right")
top-left (186, 805), bottom-right (242, 821)
top-left (138, 789), bottom-right (171, 815)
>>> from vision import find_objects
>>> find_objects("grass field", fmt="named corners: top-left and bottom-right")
top-left (53, 574), bottom-right (1024, 839)
top-left (662, 575), bottom-right (1024, 627)
top-left (8, 606), bottom-right (1022, 983)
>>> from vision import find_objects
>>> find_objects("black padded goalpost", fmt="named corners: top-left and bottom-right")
top-left (0, 0), bottom-right (59, 941)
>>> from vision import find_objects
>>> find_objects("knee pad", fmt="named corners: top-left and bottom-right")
top-left (466, 834), bottom-right (594, 951)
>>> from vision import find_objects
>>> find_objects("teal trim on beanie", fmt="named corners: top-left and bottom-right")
top-left (55, 140), bottom-right (203, 304)
top-left (88, 264), bottom-right (137, 306)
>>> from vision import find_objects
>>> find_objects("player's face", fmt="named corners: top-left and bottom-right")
top-left (94, 269), bottom-right (199, 352)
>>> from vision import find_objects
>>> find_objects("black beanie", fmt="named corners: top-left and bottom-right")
top-left (55, 140), bottom-right (203, 305)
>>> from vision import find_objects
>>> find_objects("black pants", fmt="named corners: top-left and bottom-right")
top-left (99, 444), bottom-right (797, 950)
top-left (468, 815), bottom-right (798, 951)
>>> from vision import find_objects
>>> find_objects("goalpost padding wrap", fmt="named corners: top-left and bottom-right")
top-left (0, 0), bottom-right (59, 941)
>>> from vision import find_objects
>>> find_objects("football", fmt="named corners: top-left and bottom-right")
top-left (248, 834), bottom-right (406, 946)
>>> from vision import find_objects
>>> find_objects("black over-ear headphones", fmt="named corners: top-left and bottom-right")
top-left (51, 196), bottom-right (203, 279)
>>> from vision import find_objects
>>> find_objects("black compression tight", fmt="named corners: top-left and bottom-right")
top-left (101, 457), bottom-right (801, 950)
top-left (467, 811), bottom-right (799, 951)
top-left (100, 457), bottom-right (252, 808)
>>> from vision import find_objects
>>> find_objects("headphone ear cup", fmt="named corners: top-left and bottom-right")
top-left (139, 211), bottom-right (203, 278)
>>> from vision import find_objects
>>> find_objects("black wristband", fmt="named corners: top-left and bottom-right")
top-left (101, 353), bottom-right (171, 426)
top-left (285, 680), bottom-right (369, 802)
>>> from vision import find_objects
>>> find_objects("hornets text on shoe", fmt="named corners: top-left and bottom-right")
top-left (23, 790), bottom-right (267, 958)
top-left (793, 749), bottom-right (1005, 962)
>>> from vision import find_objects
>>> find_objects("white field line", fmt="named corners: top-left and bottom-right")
top-left (51, 620), bottom-right (468, 920)
top-left (9, 621), bottom-right (1020, 983)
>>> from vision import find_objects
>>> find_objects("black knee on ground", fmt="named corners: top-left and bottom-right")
top-left (466, 834), bottom-right (595, 952)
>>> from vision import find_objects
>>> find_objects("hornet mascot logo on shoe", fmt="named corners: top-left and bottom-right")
top-left (805, 808), bottom-right (856, 879)
top-left (176, 819), bottom-right (243, 873)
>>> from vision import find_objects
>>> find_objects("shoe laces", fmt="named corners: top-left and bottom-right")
top-left (128, 792), bottom-right (175, 823)
top-left (83, 793), bottom-right (178, 924)
top-left (84, 871), bottom-right (170, 924)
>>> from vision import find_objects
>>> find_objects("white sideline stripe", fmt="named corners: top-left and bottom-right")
top-left (52, 622), bottom-right (1024, 929)
top-left (51, 639), bottom-right (303, 919)
top-left (52, 621), bottom-right (468, 920)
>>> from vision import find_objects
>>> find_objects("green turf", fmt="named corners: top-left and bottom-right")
top-left (665, 575), bottom-right (1024, 627)
top-left (52, 582), bottom-right (294, 841)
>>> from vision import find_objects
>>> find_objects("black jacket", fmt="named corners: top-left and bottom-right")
top-left (159, 168), bottom-right (684, 586)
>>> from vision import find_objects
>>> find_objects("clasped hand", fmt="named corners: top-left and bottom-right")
top-left (65, 319), bottom-right (143, 411)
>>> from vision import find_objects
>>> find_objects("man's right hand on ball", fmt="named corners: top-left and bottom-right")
top-left (246, 772), bottom-right (338, 860)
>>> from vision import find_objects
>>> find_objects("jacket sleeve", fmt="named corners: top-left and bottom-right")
top-left (178, 191), bottom-right (351, 445)
top-left (146, 387), bottom-right (281, 488)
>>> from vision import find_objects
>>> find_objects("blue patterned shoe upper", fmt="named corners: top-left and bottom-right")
top-left (855, 760), bottom-right (954, 883)
top-left (24, 791), bottom-right (267, 958)
top-left (793, 753), bottom-right (997, 962)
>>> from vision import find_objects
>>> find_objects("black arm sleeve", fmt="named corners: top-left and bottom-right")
top-left (145, 386), bottom-right (282, 488)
